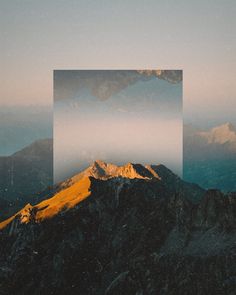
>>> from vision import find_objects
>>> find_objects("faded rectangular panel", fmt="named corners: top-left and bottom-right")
top-left (54, 70), bottom-right (183, 183)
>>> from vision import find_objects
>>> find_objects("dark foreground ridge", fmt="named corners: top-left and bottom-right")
top-left (0, 161), bottom-right (235, 295)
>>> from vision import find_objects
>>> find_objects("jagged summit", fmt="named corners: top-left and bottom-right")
top-left (65, 161), bottom-right (166, 186)
top-left (211, 122), bottom-right (236, 133)
top-left (221, 122), bottom-right (236, 131)
top-left (91, 160), bottom-right (149, 179)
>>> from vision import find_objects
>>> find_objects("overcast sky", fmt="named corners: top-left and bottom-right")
top-left (1, 0), bottom-right (236, 126)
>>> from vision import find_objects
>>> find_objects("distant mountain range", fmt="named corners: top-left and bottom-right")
top-left (184, 122), bottom-right (236, 157)
top-left (184, 122), bottom-right (236, 191)
top-left (0, 161), bottom-right (235, 294)
top-left (0, 106), bottom-right (52, 156)
top-left (0, 138), bottom-right (53, 220)
top-left (198, 122), bottom-right (236, 145)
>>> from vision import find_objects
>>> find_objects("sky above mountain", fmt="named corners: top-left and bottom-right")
top-left (1, 1), bottom-right (235, 127)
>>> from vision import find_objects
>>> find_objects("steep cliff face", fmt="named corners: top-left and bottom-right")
top-left (0, 163), bottom-right (235, 295)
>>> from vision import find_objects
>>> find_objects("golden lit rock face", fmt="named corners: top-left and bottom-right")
top-left (35, 176), bottom-right (91, 222)
top-left (18, 204), bottom-right (33, 223)
top-left (65, 160), bottom-right (161, 185)
top-left (0, 215), bottom-right (15, 230)
top-left (0, 176), bottom-right (92, 229)
top-left (0, 203), bottom-right (33, 230)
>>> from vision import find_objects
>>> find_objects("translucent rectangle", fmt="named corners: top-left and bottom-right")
top-left (54, 70), bottom-right (183, 183)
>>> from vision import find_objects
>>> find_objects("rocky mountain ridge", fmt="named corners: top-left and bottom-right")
top-left (0, 161), bottom-right (204, 230)
top-left (0, 162), bottom-right (235, 294)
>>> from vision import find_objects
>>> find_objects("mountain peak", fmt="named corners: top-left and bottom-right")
top-left (85, 161), bottom-right (157, 180)
top-left (93, 159), bottom-right (107, 167)
top-left (212, 122), bottom-right (233, 130)
top-left (198, 122), bottom-right (236, 144)
top-left (218, 122), bottom-right (236, 132)
top-left (12, 138), bottom-right (53, 158)
top-left (0, 161), bottom-right (205, 231)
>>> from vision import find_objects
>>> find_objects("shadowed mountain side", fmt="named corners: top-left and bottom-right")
top-left (0, 162), bottom-right (235, 295)
top-left (0, 139), bottom-right (53, 220)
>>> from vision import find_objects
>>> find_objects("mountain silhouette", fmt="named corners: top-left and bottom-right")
top-left (0, 138), bottom-right (53, 220)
